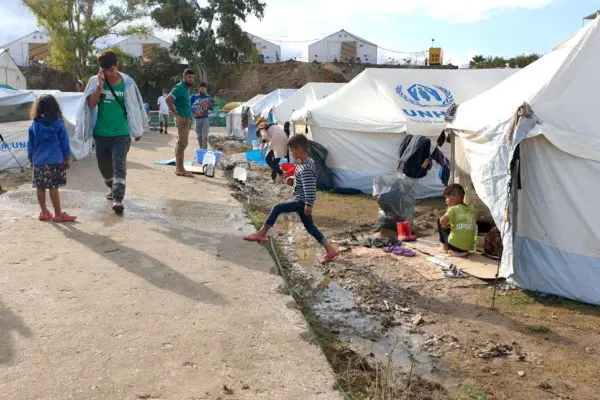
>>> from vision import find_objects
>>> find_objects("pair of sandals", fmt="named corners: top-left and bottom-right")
top-left (383, 244), bottom-right (416, 257)
top-left (39, 210), bottom-right (77, 223)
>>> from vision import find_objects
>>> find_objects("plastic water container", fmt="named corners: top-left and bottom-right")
top-left (196, 149), bottom-right (222, 164)
top-left (252, 139), bottom-right (261, 150)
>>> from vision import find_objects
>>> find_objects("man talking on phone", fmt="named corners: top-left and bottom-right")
top-left (76, 50), bottom-right (148, 214)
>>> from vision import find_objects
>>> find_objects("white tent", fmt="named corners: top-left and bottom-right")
top-left (273, 82), bottom-right (345, 123)
top-left (294, 68), bottom-right (516, 198)
top-left (226, 94), bottom-right (265, 137)
top-left (0, 89), bottom-right (89, 170)
top-left (448, 18), bottom-right (600, 304)
top-left (251, 89), bottom-right (297, 121)
top-left (0, 49), bottom-right (27, 90)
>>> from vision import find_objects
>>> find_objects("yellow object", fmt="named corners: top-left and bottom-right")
top-left (222, 102), bottom-right (241, 112)
top-left (429, 48), bottom-right (443, 65)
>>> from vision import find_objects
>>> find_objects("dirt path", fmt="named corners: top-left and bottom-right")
top-left (0, 133), bottom-right (341, 400)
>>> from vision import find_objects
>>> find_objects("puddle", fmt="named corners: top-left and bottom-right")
top-left (0, 189), bottom-right (248, 234)
top-left (311, 281), bottom-right (451, 382)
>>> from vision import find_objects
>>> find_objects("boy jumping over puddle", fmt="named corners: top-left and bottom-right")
top-left (244, 135), bottom-right (340, 265)
top-left (438, 184), bottom-right (477, 257)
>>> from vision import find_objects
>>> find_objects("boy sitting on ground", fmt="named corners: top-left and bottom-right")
top-left (438, 184), bottom-right (477, 258)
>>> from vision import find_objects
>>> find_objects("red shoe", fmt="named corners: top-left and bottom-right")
top-left (244, 233), bottom-right (269, 244)
top-left (320, 249), bottom-right (341, 265)
top-left (397, 221), bottom-right (416, 242)
top-left (39, 210), bottom-right (54, 221)
top-left (53, 212), bottom-right (77, 223)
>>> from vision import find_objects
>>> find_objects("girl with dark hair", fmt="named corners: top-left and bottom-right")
top-left (28, 94), bottom-right (77, 222)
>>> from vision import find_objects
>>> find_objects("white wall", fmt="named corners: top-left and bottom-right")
top-left (248, 35), bottom-right (281, 63)
top-left (0, 51), bottom-right (26, 89)
top-left (309, 31), bottom-right (377, 64)
top-left (5, 32), bottom-right (49, 66)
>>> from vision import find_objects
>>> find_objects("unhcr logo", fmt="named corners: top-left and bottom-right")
top-left (396, 83), bottom-right (455, 122)
top-left (0, 141), bottom-right (27, 152)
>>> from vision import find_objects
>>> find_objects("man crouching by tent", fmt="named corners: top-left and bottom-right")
top-left (76, 50), bottom-right (149, 214)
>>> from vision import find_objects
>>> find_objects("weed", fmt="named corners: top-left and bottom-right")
top-left (454, 381), bottom-right (487, 400)
top-left (521, 324), bottom-right (552, 334)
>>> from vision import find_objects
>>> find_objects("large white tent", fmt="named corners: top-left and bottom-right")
top-left (273, 82), bottom-right (345, 123)
top-left (293, 68), bottom-right (516, 198)
top-left (226, 94), bottom-right (265, 137)
top-left (448, 18), bottom-right (600, 304)
top-left (0, 89), bottom-right (89, 170)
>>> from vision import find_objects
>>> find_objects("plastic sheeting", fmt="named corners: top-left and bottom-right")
top-left (292, 68), bottom-right (516, 198)
top-left (0, 89), bottom-right (88, 170)
top-left (308, 140), bottom-right (334, 191)
top-left (448, 18), bottom-right (600, 304)
top-left (373, 172), bottom-right (416, 231)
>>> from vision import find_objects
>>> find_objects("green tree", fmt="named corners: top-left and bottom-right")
top-left (470, 53), bottom-right (540, 69)
top-left (150, 0), bottom-right (266, 80)
top-left (23, 0), bottom-right (149, 86)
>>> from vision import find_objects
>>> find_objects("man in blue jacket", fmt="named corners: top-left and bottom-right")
top-left (190, 82), bottom-right (213, 150)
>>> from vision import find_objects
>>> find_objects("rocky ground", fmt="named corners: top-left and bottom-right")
top-left (221, 148), bottom-right (600, 400)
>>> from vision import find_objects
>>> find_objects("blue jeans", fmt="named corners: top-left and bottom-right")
top-left (265, 200), bottom-right (325, 244)
top-left (195, 118), bottom-right (210, 149)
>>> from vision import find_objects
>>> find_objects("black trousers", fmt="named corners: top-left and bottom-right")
top-left (265, 150), bottom-right (283, 181)
top-left (94, 135), bottom-right (131, 202)
top-left (437, 219), bottom-right (466, 253)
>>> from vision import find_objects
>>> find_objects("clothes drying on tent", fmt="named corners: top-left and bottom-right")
top-left (308, 140), bottom-right (334, 191)
top-left (397, 135), bottom-right (432, 179)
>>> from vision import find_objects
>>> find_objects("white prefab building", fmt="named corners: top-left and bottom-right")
top-left (113, 34), bottom-right (171, 61)
top-left (247, 34), bottom-right (281, 63)
top-left (1, 31), bottom-right (50, 67)
top-left (0, 49), bottom-right (27, 90)
top-left (309, 30), bottom-right (378, 64)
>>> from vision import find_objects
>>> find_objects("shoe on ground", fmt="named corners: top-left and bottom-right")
top-left (112, 202), bottom-right (124, 214)
top-left (106, 192), bottom-right (114, 201)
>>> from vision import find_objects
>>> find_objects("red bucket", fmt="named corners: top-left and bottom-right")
top-left (281, 163), bottom-right (296, 178)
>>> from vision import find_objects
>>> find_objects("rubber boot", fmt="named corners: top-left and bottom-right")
top-left (397, 221), bottom-right (417, 242)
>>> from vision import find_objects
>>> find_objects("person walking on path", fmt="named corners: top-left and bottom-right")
top-left (166, 69), bottom-right (196, 177)
top-left (28, 94), bottom-right (77, 222)
top-left (157, 89), bottom-right (170, 134)
top-left (76, 50), bottom-right (148, 214)
top-left (244, 134), bottom-right (340, 264)
top-left (190, 82), bottom-right (213, 149)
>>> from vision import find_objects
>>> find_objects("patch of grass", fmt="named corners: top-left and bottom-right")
top-left (454, 381), bottom-right (487, 400)
top-left (521, 324), bottom-right (553, 334)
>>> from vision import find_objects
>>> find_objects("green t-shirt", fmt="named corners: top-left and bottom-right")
top-left (446, 204), bottom-right (477, 252)
top-left (170, 80), bottom-right (193, 118)
top-left (94, 81), bottom-right (129, 137)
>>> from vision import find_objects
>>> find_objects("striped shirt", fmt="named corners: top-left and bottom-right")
top-left (294, 158), bottom-right (318, 207)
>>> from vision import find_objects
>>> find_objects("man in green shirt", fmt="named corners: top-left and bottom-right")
top-left (166, 69), bottom-right (196, 177)
top-left (438, 184), bottom-right (477, 257)
top-left (86, 50), bottom-right (143, 214)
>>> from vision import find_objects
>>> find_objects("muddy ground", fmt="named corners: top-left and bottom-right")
top-left (216, 137), bottom-right (600, 400)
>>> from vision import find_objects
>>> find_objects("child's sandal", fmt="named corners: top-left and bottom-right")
top-left (39, 211), bottom-right (54, 221)
top-left (53, 212), bottom-right (77, 223)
